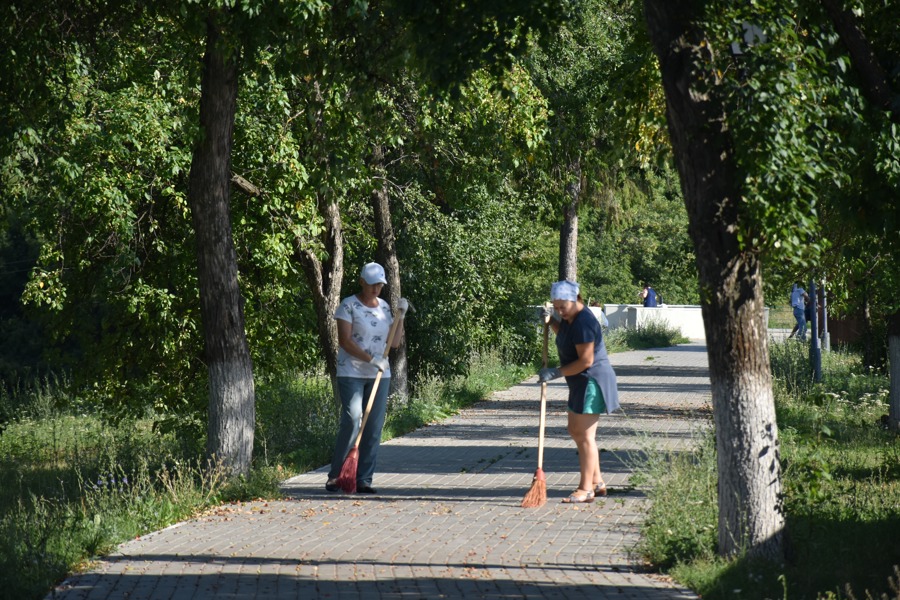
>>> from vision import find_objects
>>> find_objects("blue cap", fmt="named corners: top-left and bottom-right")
top-left (550, 280), bottom-right (579, 302)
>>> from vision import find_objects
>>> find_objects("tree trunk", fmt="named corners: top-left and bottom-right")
top-left (861, 285), bottom-right (877, 369)
top-left (644, 0), bottom-right (786, 561)
top-left (558, 158), bottom-right (580, 282)
top-left (188, 13), bottom-right (255, 477)
top-left (296, 192), bottom-right (344, 397)
top-left (294, 79), bottom-right (343, 401)
top-left (371, 144), bottom-right (408, 402)
top-left (888, 311), bottom-right (900, 432)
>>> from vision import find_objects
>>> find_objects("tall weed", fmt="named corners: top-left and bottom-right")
top-left (254, 372), bottom-right (336, 472)
top-left (631, 431), bottom-right (718, 570)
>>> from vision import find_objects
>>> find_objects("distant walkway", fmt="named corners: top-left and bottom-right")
top-left (48, 343), bottom-right (712, 599)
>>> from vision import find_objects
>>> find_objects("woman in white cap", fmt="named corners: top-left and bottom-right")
top-left (538, 280), bottom-right (620, 503)
top-left (326, 262), bottom-right (407, 493)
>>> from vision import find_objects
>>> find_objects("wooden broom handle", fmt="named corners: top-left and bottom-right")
top-left (537, 312), bottom-right (551, 468)
top-left (542, 307), bottom-right (550, 368)
top-left (353, 310), bottom-right (404, 446)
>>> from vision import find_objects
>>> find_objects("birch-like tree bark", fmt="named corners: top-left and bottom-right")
top-left (188, 12), bottom-right (255, 477)
top-left (644, 0), bottom-right (786, 560)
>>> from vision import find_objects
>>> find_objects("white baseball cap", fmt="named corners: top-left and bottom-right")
top-left (361, 262), bottom-right (387, 285)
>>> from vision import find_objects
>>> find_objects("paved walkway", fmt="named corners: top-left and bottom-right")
top-left (48, 343), bottom-right (712, 600)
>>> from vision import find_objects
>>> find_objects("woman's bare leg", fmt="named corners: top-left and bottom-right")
top-left (567, 412), bottom-right (600, 492)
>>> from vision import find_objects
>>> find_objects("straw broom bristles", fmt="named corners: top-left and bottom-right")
top-left (336, 447), bottom-right (359, 493)
top-left (520, 467), bottom-right (547, 508)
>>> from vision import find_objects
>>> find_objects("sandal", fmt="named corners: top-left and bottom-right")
top-left (594, 482), bottom-right (608, 497)
top-left (562, 489), bottom-right (595, 504)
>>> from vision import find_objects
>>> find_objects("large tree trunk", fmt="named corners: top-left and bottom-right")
top-left (371, 144), bottom-right (408, 401)
top-left (558, 158), bottom-right (580, 282)
top-left (188, 13), bottom-right (255, 477)
top-left (296, 192), bottom-right (344, 394)
top-left (889, 311), bottom-right (900, 432)
top-left (644, 0), bottom-right (786, 561)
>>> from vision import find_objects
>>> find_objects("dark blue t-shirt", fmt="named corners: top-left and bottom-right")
top-left (556, 308), bottom-right (609, 382)
top-left (555, 307), bottom-right (620, 414)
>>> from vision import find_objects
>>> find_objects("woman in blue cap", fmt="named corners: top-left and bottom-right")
top-left (539, 280), bottom-right (620, 503)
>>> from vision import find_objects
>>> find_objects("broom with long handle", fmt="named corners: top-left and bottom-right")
top-left (336, 307), bottom-right (405, 494)
top-left (521, 309), bottom-right (552, 508)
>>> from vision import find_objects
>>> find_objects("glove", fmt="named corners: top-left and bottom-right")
top-left (398, 297), bottom-right (409, 315)
top-left (538, 367), bottom-right (562, 383)
top-left (539, 305), bottom-right (553, 321)
top-left (369, 356), bottom-right (389, 372)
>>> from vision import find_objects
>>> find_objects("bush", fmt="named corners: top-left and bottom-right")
top-left (604, 320), bottom-right (689, 352)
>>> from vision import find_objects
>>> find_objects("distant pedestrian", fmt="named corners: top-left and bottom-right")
top-left (639, 282), bottom-right (658, 307)
top-left (539, 281), bottom-right (620, 503)
top-left (789, 282), bottom-right (810, 341)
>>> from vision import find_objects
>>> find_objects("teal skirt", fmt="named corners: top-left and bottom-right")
top-left (567, 377), bottom-right (606, 415)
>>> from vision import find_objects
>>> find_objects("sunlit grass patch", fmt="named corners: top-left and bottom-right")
top-left (635, 340), bottom-right (900, 599)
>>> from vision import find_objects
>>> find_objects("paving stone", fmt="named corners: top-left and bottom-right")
top-left (46, 343), bottom-right (711, 600)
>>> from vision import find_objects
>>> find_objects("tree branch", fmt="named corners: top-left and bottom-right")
top-left (820, 0), bottom-right (899, 123)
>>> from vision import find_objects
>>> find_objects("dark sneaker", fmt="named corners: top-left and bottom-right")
top-left (356, 484), bottom-right (377, 494)
top-left (325, 479), bottom-right (339, 492)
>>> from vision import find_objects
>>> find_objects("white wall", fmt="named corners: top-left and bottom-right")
top-left (600, 304), bottom-right (769, 342)
top-left (604, 304), bottom-right (707, 339)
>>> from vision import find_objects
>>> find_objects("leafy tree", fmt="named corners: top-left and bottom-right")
top-left (388, 68), bottom-right (552, 379)
top-left (580, 165), bottom-right (698, 305)
top-left (643, 0), bottom-right (899, 559)
top-left (1, 1), bottom-right (207, 421)
top-left (643, 0), bottom-right (788, 560)
top-left (0, 0), bottom-right (331, 475)
top-left (522, 0), bottom-right (631, 281)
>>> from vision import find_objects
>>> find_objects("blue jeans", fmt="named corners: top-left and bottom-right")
top-left (328, 376), bottom-right (390, 486)
top-left (793, 306), bottom-right (807, 340)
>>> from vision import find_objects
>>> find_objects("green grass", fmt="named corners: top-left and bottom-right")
top-left (768, 305), bottom-right (797, 329)
top-left (634, 340), bottom-right (900, 600)
top-left (0, 412), bottom-right (232, 600)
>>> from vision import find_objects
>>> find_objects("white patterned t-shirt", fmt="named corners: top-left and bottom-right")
top-left (334, 295), bottom-right (393, 379)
